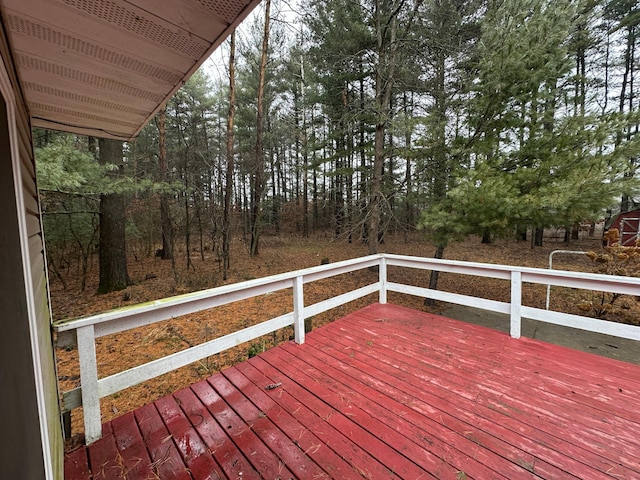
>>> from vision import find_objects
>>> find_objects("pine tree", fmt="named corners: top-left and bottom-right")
top-left (419, 0), bottom-right (640, 248)
top-left (97, 138), bottom-right (129, 293)
top-left (223, 31), bottom-right (237, 279)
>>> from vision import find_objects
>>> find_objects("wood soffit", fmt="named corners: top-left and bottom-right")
top-left (0, 0), bottom-right (260, 140)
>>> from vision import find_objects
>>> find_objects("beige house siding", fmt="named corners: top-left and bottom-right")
top-left (0, 16), bottom-right (62, 480)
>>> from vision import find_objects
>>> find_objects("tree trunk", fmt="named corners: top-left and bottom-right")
top-left (533, 227), bottom-right (544, 247)
top-left (358, 68), bottom-right (368, 242)
top-left (369, 121), bottom-right (384, 253)
top-left (250, 0), bottom-right (271, 257)
top-left (424, 244), bottom-right (445, 307)
top-left (223, 31), bottom-right (236, 280)
top-left (312, 148), bottom-right (318, 233)
top-left (194, 192), bottom-right (205, 261)
top-left (241, 174), bottom-right (249, 242)
top-left (180, 156), bottom-right (193, 271)
top-left (368, 1), bottom-right (398, 255)
top-left (403, 92), bottom-right (413, 236)
top-left (158, 106), bottom-right (173, 260)
top-left (270, 124), bottom-right (280, 234)
top-left (97, 138), bottom-right (129, 293)
top-left (302, 118), bottom-right (309, 238)
top-left (346, 136), bottom-right (354, 244)
top-left (301, 49), bottom-right (309, 238)
top-left (619, 24), bottom-right (635, 213)
top-left (571, 223), bottom-right (579, 240)
top-left (334, 124), bottom-right (345, 239)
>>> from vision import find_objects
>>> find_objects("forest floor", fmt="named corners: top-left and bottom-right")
top-left (52, 231), bottom-right (640, 449)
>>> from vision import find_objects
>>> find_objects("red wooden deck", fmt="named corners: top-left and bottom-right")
top-left (64, 303), bottom-right (640, 479)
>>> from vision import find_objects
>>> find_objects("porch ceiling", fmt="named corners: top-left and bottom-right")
top-left (0, 0), bottom-right (260, 140)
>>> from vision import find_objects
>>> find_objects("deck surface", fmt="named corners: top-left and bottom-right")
top-left (64, 303), bottom-right (640, 479)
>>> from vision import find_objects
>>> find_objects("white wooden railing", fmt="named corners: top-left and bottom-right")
top-left (53, 253), bottom-right (640, 444)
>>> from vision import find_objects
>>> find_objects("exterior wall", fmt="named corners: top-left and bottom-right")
top-left (0, 19), bottom-right (62, 480)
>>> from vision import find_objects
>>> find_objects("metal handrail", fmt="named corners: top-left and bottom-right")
top-left (546, 250), bottom-right (588, 310)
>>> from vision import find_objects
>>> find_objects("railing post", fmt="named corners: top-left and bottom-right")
top-left (379, 256), bottom-right (387, 304)
top-left (293, 275), bottom-right (305, 344)
top-left (510, 271), bottom-right (522, 339)
top-left (76, 324), bottom-right (102, 444)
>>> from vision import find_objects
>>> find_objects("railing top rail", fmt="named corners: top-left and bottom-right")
top-left (383, 253), bottom-right (640, 285)
top-left (55, 253), bottom-right (640, 333)
top-left (53, 254), bottom-right (383, 332)
top-left (58, 250), bottom-right (640, 445)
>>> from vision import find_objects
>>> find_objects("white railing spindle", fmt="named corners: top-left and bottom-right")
top-left (510, 271), bottom-right (522, 339)
top-left (76, 325), bottom-right (101, 444)
top-left (379, 256), bottom-right (387, 304)
top-left (293, 275), bottom-right (305, 344)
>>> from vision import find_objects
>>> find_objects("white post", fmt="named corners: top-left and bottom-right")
top-left (510, 271), bottom-right (522, 339)
top-left (293, 275), bottom-right (305, 344)
top-left (76, 325), bottom-right (101, 444)
top-left (379, 256), bottom-right (387, 304)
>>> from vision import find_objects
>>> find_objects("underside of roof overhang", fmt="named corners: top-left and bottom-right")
top-left (0, 0), bottom-right (261, 141)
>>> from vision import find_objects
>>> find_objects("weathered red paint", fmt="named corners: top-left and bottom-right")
top-left (65, 303), bottom-right (640, 480)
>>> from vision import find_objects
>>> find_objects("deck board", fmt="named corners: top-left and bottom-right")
top-left (110, 412), bottom-right (155, 480)
top-left (235, 358), bottom-right (395, 479)
top-left (64, 445), bottom-right (91, 480)
top-left (189, 378), bottom-right (299, 479)
top-left (343, 309), bottom-right (640, 475)
top-left (348, 309), bottom-right (640, 444)
top-left (223, 365), bottom-right (372, 479)
top-left (65, 303), bottom-right (640, 479)
top-left (134, 403), bottom-right (192, 480)
top-left (172, 386), bottom-right (257, 479)
top-left (345, 312), bottom-right (640, 437)
top-left (298, 331), bottom-right (558, 479)
top-left (351, 308), bottom-right (640, 420)
top-left (155, 393), bottom-right (224, 480)
top-left (311, 311), bottom-right (637, 479)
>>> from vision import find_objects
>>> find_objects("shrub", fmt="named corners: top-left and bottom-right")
top-left (578, 229), bottom-right (640, 320)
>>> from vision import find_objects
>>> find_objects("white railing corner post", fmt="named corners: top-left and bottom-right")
top-left (379, 255), bottom-right (387, 304)
top-left (510, 271), bottom-right (522, 339)
top-left (293, 275), bottom-right (305, 344)
top-left (76, 324), bottom-right (102, 444)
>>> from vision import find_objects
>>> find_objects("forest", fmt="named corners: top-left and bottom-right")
top-left (35, 0), bottom-right (640, 295)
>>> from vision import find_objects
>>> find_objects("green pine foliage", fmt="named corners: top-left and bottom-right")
top-left (36, 136), bottom-right (101, 193)
top-left (419, 0), bottom-right (640, 245)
